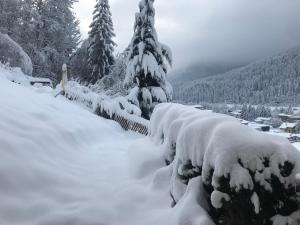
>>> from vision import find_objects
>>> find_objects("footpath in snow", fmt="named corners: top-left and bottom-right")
top-left (0, 73), bottom-right (206, 225)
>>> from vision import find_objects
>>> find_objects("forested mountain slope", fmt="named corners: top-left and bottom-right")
top-left (172, 47), bottom-right (300, 105)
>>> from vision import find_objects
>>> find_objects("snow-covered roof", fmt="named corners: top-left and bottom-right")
top-left (29, 77), bottom-right (52, 83)
top-left (280, 122), bottom-right (297, 129)
top-left (238, 119), bottom-right (249, 125)
top-left (278, 113), bottom-right (291, 117)
top-left (230, 111), bottom-right (241, 115)
top-left (278, 114), bottom-right (300, 120)
top-left (255, 117), bottom-right (271, 122)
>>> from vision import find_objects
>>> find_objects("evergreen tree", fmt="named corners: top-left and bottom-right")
top-left (248, 105), bottom-right (256, 121)
top-left (88, 0), bottom-right (116, 84)
top-left (241, 104), bottom-right (248, 120)
top-left (70, 38), bottom-right (92, 82)
top-left (125, 0), bottom-right (173, 119)
top-left (0, 0), bottom-right (21, 37)
top-left (0, 0), bottom-right (81, 83)
top-left (286, 105), bottom-right (294, 115)
top-left (40, 0), bottom-right (81, 82)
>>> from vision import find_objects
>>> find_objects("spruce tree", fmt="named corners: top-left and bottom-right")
top-left (88, 0), bottom-right (116, 84)
top-left (241, 104), bottom-right (248, 120)
top-left (124, 0), bottom-right (173, 119)
top-left (41, 0), bottom-right (80, 81)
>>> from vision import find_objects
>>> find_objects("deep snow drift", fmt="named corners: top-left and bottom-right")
top-left (0, 68), bottom-right (210, 225)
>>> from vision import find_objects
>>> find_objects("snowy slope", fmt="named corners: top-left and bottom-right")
top-left (173, 46), bottom-right (300, 104)
top-left (0, 69), bottom-right (211, 225)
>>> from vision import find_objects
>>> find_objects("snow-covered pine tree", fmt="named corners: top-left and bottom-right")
top-left (87, 0), bottom-right (116, 84)
top-left (0, 0), bottom-right (21, 37)
top-left (241, 104), bottom-right (248, 120)
top-left (124, 0), bottom-right (173, 119)
top-left (41, 0), bottom-right (80, 82)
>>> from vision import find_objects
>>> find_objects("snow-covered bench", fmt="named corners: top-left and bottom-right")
top-left (150, 103), bottom-right (300, 225)
top-left (29, 77), bottom-right (53, 88)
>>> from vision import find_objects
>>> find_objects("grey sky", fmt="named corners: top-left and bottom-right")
top-left (74, 0), bottom-right (300, 70)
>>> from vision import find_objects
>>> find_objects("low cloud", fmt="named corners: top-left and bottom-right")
top-left (75, 0), bottom-right (300, 69)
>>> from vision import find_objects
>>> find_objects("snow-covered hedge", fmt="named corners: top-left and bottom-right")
top-left (64, 81), bottom-right (149, 134)
top-left (0, 33), bottom-right (32, 75)
top-left (150, 103), bottom-right (300, 225)
top-left (64, 81), bottom-right (105, 111)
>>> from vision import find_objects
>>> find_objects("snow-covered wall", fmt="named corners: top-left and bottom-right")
top-left (0, 33), bottom-right (33, 75)
top-left (150, 103), bottom-right (300, 225)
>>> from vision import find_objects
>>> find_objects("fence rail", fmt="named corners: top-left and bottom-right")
top-left (95, 105), bottom-right (149, 136)
top-left (65, 91), bottom-right (149, 136)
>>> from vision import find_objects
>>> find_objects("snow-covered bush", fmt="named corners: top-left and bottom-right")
top-left (150, 103), bottom-right (300, 225)
top-left (0, 33), bottom-right (32, 75)
top-left (64, 81), bottom-right (105, 111)
top-left (91, 52), bottom-right (129, 96)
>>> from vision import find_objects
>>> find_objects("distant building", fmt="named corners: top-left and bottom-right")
top-left (230, 110), bottom-right (242, 118)
top-left (249, 123), bottom-right (270, 132)
top-left (238, 119), bottom-right (249, 126)
top-left (278, 114), bottom-right (300, 123)
top-left (279, 122), bottom-right (298, 133)
top-left (193, 105), bottom-right (205, 110)
top-left (254, 117), bottom-right (271, 125)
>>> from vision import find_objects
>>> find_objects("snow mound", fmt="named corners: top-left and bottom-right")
top-left (0, 72), bottom-right (213, 225)
top-left (0, 33), bottom-right (33, 75)
top-left (0, 63), bottom-right (30, 84)
top-left (150, 103), bottom-right (300, 225)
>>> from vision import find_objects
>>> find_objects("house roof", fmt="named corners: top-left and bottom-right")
top-left (279, 122), bottom-right (297, 129)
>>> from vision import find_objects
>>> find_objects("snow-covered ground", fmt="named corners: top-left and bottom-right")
top-left (0, 69), bottom-right (209, 225)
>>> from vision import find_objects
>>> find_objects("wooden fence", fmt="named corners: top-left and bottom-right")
top-left (95, 106), bottom-right (149, 136)
top-left (65, 92), bottom-right (149, 136)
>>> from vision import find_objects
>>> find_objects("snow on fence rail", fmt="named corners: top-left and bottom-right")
top-left (64, 81), bottom-right (149, 135)
top-left (150, 103), bottom-right (300, 225)
top-left (95, 106), bottom-right (149, 135)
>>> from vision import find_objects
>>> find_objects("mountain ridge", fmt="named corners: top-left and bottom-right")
top-left (172, 46), bottom-right (300, 105)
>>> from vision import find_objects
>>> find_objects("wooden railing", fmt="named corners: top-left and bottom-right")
top-left (64, 88), bottom-right (149, 136)
top-left (95, 105), bottom-right (149, 136)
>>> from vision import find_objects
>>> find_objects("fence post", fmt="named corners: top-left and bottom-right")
top-left (296, 174), bottom-right (300, 193)
top-left (61, 63), bottom-right (68, 93)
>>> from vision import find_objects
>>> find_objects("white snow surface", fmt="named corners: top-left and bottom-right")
top-left (0, 69), bottom-right (211, 225)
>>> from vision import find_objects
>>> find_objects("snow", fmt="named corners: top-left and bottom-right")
top-left (211, 191), bottom-right (230, 209)
top-left (251, 192), bottom-right (260, 214)
top-left (0, 68), bottom-right (212, 225)
top-left (271, 212), bottom-right (300, 225)
top-left (0, 64), bottom-right (29, 85)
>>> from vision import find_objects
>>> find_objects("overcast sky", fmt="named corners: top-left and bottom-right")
top-left (74, 0), bottom-right (300, 70)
